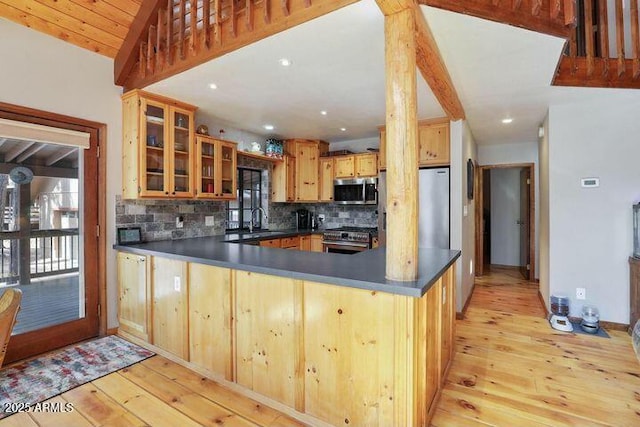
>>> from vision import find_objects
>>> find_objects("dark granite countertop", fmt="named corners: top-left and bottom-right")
top-left (114, 233), bottom-right (460, 298)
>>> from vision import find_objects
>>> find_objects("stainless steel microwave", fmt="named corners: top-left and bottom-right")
top-left (333, 178), bottom-right (377, 205)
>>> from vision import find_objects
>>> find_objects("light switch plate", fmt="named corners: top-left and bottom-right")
top-left (174, 276), bottom-right (181, 292)
top-left (176, 216), bottom-right (184, 229)
top-left (205, 216), bottom-right (214, 226)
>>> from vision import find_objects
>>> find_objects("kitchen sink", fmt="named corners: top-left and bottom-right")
top-left (225, 230), bottom-right (287, 242)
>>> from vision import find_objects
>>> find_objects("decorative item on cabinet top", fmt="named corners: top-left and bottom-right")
top-left (196, 124), bottom-right (209, 135)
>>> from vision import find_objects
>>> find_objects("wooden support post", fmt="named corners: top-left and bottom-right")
top-left (18, 184), bottom-right (31, 285)
top-left (246, 0), bottom-right (254, 31)
top-left (264, 0), bottom-right (271, 23)
top-left (597, 0), bottom-right (609, 76)
top-left (179, 0), bottom-right (186, 60)
top-left (215, 0), bottom-right (222, 44)
top-left (384, 6), bottom-right (419, 282)
top-left (564, 0), bottom-right (576, 26)
top-left (190, 0), bottom-right (197, 53)
top-left (584, 0), bottom-right (594, 76)
top-left (166, 0), bottom-right (173, 65)
top-left (616, 0), bottom-right (625, 76)
top-left (631, 0), bottom-right (640, 78)
top-left (203, 0), bottom-right (211, 49)
top-left (156, 9), bottom-right (163, 70)
top-left (147, 25), bottom-right (155, 74)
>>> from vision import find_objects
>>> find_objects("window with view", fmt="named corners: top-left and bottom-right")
top-left (226, 168), bottom-right (263, 231)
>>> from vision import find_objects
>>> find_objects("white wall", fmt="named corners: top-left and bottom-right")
top-left (0, 18), bottom-right (123, 328)
top-left (547, 95), bottom-right (640, 323)
top-left (451, 121), bottom-right (477, 312)
top-left (196, 112), bottom-right (268, 152)
top-left (490, 168), bottom-right (522, 266)
top-left (478, 142), bottom-right (539, 278)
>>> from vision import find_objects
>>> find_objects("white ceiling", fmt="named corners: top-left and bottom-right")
top-left (147, 0), bottom-right (628, 146)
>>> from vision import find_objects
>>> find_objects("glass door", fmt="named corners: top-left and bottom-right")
top-left (197, 136), bottom-right (217, 197)
top-left (219, 141), bottom-right (236, 199)
top-left (171, 108), bottom-right (194, 197)
top-left (140, 99), bottom-right (168, 197)
top-left (0, 121), bottom-right (100, 364)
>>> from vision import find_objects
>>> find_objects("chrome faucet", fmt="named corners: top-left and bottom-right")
top-left (249, 207), bottom-right (268, 233)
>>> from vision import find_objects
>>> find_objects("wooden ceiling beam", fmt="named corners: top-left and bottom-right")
top-left (414, 6), bottom-right (465, 120)
top-left (46, 147), bottom-right (77, 167)
top-left (15, 144), bottom-right (46, 164)
top-left (114, 0), bottom-right (166, 86)
top-left (5, 141), bottom-right (36, 163)
top-left (375, 0), bottom-right (417, 15)
top-left (420, 0), bottom-right (573, 39)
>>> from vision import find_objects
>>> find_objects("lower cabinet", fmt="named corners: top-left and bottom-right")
top-left (116, 253), bottom-right (455, 426)
top-left (310, 234), bottom-right (323, 252)
top-left (117, 252), bottom-right (151, 342)
top-left (304, 282), bottom-right (396, 426)
top-left (234, 271), bottom-right (304, 410)
top-left (151, 257), bottom-right (189, 359)
top-left (189, 263), bottom-right (233, 380)
top-left (299, 235), bottom-right (311, 251)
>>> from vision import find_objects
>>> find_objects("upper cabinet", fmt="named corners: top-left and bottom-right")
top-left (122, 90), bottom-right (197, 199)
top-left (379, 118), bottom-right (450, 169)
top-left (195, 136), bottom-right (237, 199)
top-left (318, 157), bottom-right (334, 202)
top-left (334, 153), bottom-right (378, 179)
top-left (283, 139), bottom-right (328, 203)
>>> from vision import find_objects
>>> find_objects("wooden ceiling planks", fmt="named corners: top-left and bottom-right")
top-left (0, 0), bottom-right (142, 58)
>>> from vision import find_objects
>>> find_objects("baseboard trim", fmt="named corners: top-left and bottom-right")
top-left (107, 327), bottom-right (118, 336)
top-left (456, 283), bottom-right (475, 320)
top-left (537, 291), bottom-right (548, 317)
top-left (489, 264), bottom-right (521, 270)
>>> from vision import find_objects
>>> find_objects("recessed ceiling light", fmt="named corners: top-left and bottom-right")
top-left (340, 128), bottom-right (347, 132)
top-left (208, 83), bottom-right (217, 89)
top-left (278, 58), bottom-right (292, 67)
top-left (501, 118), bottom-right (513, 124)
top-left (320, 110), bottom-right (327, 116)
top-left (263, 124), bottom-right (274, 130)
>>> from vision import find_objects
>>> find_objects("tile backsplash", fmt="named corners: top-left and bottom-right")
top-left (115, 153), bottom-right (378, 242)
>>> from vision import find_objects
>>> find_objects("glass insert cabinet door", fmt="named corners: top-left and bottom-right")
top-left (199, 137), bottom-right (216, 196)
top-left (196, 137), bottom-right (236, 199)
top-left (140, 99), bottom-right (167, 196)
top-left (171, 108), bottom-right (194, 197)
top-left (219, 142), bottom-right (236, 198)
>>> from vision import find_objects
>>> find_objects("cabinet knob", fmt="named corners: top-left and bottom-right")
top-left (165, 191), bottom-right (169, 195)
top-left (172, 191), bottom-right (176, 195)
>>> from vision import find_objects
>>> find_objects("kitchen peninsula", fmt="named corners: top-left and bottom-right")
top-left (115, 235), bottom-right (459, 426)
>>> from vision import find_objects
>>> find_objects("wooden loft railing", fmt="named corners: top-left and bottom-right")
top-left (421, 0), bottom-right (577, 39)
top-left (115, 0), bottom-right (358, 89)
top-left (554, 0), bottom-right (640, 88)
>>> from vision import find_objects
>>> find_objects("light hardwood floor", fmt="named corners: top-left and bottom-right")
top-left (432, 266), bottom-right (640, 426)
top-left (2, 266), bottom-right (639, 426)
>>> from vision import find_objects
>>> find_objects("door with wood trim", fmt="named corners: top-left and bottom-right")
top-left (519, 168), bottom-right (531, 280)
top-left (0, 107), bottom-right (101, 364)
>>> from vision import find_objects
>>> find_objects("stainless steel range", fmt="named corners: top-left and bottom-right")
top-left (322, 227), bottom-right (377, 254)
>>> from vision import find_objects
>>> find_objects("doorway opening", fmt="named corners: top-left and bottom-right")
top-left (475, 163), bottom-right (535, 281)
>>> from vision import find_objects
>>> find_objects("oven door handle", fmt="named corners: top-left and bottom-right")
top-left (322, 241), bottom-right (369, 248)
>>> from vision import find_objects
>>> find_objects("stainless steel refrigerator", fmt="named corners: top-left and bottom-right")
top-left (377, 168), bottom-right (450, 249)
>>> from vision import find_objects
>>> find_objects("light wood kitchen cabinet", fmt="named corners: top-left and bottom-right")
top-left (310, 234), bottom-right (323, 252)
top-left (122, 89), bottom-right (196, 199)
top-left (117, 252), bottom-right (151, 342)
top-left (440, 266), bottom-right (455, 377)
top-left (189, 263), bottom-right (232, 380)
top-left (334, 156), bottom-right (355, 178)
top-left (372, 236), bottom-right (379, 249)
top-left (151, 257), bottom-right (189, 359)
top-left (355, 153), bottom-right (378, 177)
top-left (299, 235), bottom-right (311, 251)
top-left (271, 155), bottom-right (295, 203)
top-left (235, 271), bottom-right (304, 410)
top-left (419, 121), bottom-right (450, 167)
top-left (318, 157), bottom-right (334, 202)
top-left (280, 236), bottom-right (300, 249)
top-left (259, 238), bottom-right (282, 248)
top-left (630, 257), bottom-right (640, 334)
top-left (379, 118), bottom-right (449, 169)
top-left (195, 136), bottom-right (237, 199)
top-left (334, 153), bottom-right (378, 179)
top-left (295, 141), bottom-right (321, 202)
top-left (304, 282), bottom-right (396, 426)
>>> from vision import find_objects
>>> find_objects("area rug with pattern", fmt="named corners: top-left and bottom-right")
top-left (0, 335), bottom-right (154, 418)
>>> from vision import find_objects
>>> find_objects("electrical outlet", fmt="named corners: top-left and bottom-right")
top-left (318, 214), bottom-right (325, 221)
top-left (576, 287), bottom-right (586, 300)
top-left (174, 276), bottom-right (181, 292)
top-left (176, 216), bottom-right (184, 229)
top-left (205, 216), bottom-right (214, 226)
